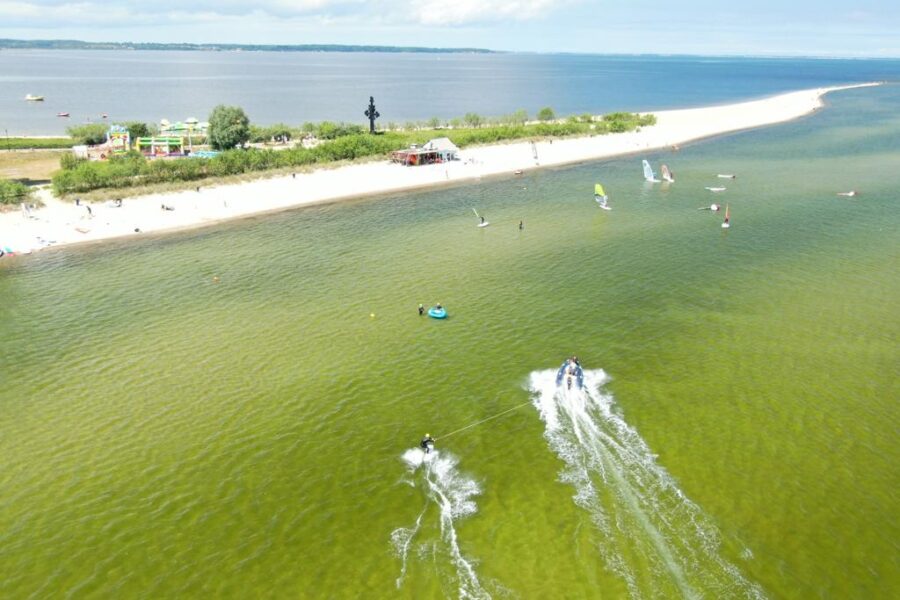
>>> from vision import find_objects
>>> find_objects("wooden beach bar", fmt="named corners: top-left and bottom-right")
top-left (391, 137), bottom-right (459, 166)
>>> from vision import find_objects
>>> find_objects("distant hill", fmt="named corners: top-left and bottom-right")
top-left (0, 39), bottom-right (495, 54)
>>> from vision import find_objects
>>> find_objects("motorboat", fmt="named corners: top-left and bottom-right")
top-left (556, 358), bottom-right (584, 390)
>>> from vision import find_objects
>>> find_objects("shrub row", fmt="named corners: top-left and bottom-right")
top-left (51, 113), bottom-right (654, 195)
top-left (1, 138), bottom-right (74, 150)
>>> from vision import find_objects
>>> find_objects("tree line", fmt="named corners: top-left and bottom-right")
top-left (50, 105), bottom-right (656, 195)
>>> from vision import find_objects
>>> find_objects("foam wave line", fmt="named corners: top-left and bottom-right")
top-left (528, 368), bottom-right (764, 599)
top-left (392, 448), bottom-right (490, 599)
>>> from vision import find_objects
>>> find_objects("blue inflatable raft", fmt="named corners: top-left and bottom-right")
top-left (428, 307), bottom-right (447, 319)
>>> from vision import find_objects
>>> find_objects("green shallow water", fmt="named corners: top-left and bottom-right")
top-left (1, 86), bottom-right (898, 599)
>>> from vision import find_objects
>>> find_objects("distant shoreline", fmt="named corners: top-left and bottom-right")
top-left (0, 39), bottom-right (496, 54)
top-left (0, 83), bottom-right (880, 258)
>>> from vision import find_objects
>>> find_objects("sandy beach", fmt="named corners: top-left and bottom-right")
top-left (0, 83), bottom-right (878, 255)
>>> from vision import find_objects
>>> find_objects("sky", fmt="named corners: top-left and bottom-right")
top-left (1, 0), bottom-right (899, 57)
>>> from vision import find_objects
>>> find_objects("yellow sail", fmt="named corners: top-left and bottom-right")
top-left (594, 183), bottom-right (606, 197)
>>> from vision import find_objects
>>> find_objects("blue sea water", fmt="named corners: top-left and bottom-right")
top-left (2, 50), bottom-right (900, 135)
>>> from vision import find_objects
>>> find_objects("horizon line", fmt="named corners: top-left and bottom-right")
top-left (2, 38), bottom-right (900, 60)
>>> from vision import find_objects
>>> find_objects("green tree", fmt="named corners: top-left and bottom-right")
top-left (537, 107), bottom-right (556, 122)
top-left (463, 112), bottom-right (483, 128)
top-left (207, 105), bottom-right (250, 150)
top-left (120, 121), bottom-right (151, 139)
top-left (427, 117), bottom-right (441, 129)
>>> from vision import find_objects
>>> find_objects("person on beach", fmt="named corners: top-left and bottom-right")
top-left (418, 303), bottom-right (425, 316)
top-left (85, 205), bottom-right (92, 217)
top-left (421, 434), bottom-right (435, 454)
top-left (75, 197), bottom-right (81, 206)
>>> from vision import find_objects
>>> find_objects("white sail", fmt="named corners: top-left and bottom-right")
top-left (661, 164), bottom-right (674, 182)
top-left (642, 160), bottom-right (658, 182)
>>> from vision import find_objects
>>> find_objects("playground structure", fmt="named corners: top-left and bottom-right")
top-left (71, 120), bottom-right (212, 160)
top-left (72, 125), bottom-right (132, 160)
top-left (136, 137), bottom-right (187, 157)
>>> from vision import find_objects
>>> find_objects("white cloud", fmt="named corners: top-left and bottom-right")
top-left (0, 0), bottom-right (572, 30)
top-left (407, 0), bottom-right (567, 26)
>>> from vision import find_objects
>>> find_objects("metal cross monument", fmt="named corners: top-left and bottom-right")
top-left (364, 96), bottom-right (380, 133)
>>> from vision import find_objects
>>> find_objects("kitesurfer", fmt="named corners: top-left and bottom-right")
top-left (418, 303), bottom-right (425, 316)
top-left (421, 434), bottom-right (435, 454)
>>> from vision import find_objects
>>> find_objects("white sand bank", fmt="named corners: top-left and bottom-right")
top-left (0, 83), bottom-right (879, 255)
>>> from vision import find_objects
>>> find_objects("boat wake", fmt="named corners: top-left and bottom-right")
top-left (392, 449), bottom-right (490, 599)
top-left (528, 369), bottom-right (764, 599)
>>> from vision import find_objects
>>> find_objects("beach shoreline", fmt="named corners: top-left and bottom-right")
top-left (0, 82), bottom-right (880, 256)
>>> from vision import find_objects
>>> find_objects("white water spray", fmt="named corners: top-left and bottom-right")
top-left (392, 448), bottom-right (490, 599)
top-left (529, 368), bottom-right (764, 599)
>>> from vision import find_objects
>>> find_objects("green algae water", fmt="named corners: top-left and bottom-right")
top-left (1, 85), bottom-right (898, 599)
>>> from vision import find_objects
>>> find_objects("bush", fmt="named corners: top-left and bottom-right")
top-left (60, 152), bottom-right (86, 171)
top-left (67, 124), bottom-right (108, 145)
top-left (0, 179), bottom-right (33, 204)
top-left (537, 107), bottom-right (556, 122)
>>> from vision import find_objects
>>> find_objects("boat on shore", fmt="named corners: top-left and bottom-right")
top-left (25, 94), bottom-right (44, 101)
top-left (556, 357), bottom-right (584, 390)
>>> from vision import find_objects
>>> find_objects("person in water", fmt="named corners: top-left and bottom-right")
top-left (421, 434), bottom-right (435, 454)
top-left (436, 303), bottom-right (442, 310)
top-left (480, 216), bottom-right (485, 225)
top-left (519, 220), bottom-right (524, 230)
top-left (418, 303), bottom-right (425, 316)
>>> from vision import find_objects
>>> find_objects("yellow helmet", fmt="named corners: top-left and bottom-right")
top-left (425, 433), bottom-right (430, 438)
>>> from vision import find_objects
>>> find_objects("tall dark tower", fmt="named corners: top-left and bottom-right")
top-left (364, 96), bottom-right (380, 133)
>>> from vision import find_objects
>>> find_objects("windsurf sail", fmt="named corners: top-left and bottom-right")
top-left (642, 160), bottom-right (658, 182)
top-left (594, 183), bottom-right (610, 209)
top-left (661, 164), bottom-right (674, 182)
